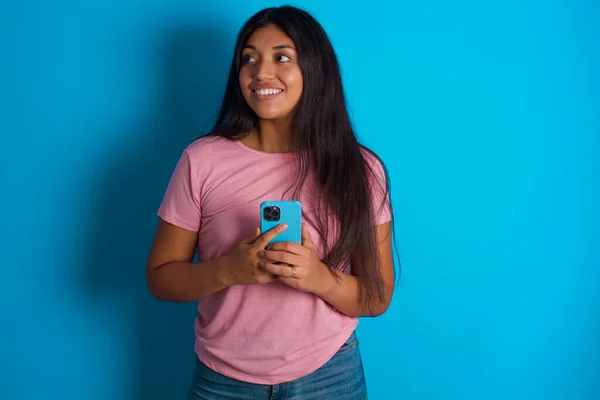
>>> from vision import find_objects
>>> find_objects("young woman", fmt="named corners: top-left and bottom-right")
top-left (146, 5), bottom-right (396, 399)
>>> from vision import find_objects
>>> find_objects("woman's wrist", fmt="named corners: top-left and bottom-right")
top-left (312, 261), bottom-right (338, 298)
top-left (212, 254), bottom-right (236, 287)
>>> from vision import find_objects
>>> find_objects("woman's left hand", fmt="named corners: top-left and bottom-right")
top-left (258, 223), bottom-right (331, 295)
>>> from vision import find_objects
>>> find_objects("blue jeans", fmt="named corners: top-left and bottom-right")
top-left (186, 331), bottom-right (368, 399)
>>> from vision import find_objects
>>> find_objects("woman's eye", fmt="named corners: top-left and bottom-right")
top-left (242, 54), bottom-right (256, 64)
top-left (276, 54), bottom-right (291, 62)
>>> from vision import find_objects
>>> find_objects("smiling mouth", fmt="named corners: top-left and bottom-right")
top-left (253, 88), bottom-right (284, 99)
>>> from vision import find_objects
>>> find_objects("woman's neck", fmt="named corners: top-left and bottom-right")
top-left (243, 119), bottom-right (293, 153)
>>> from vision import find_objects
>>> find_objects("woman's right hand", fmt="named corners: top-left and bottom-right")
top-left (221, 224), bottom-right (288, 285)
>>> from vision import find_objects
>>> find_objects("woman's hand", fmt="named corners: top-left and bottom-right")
top-left (258, 223), bottom-right (332, 294)
top-left (222, 224), bottom-right (288, 286)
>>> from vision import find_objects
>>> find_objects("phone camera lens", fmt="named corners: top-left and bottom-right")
top-left (272, 207), bottom-right (280, 221)
top-left (264, 207), bottom-right (272, 221)
top-left (263, 206), bottom-right (280, 221)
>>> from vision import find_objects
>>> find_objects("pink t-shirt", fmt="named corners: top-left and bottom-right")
top-left (157, 135), bottom-right (391, 384)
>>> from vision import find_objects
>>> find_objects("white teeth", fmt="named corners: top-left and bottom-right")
top-left (256, 88), bottom-right (282, 95)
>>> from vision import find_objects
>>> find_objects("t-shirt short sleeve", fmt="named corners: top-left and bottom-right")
top-left (157, 149), bottom-right (202, 232)
top-left (366, 152), bottom-right (392, 226)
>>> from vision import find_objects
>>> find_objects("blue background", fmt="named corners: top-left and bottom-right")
top-left (2, 1), bottom-right (598, 399)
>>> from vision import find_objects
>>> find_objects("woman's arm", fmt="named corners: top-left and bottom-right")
top-left (146, 219), bottom-right (288, 302)
top-left (259, 222), bottom-right (395, 317)
top-left (146, 219), bottom-right (232, 302)
top-left (315, 222), bottom-right (395, 317)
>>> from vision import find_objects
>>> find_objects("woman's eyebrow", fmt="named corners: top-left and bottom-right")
top-left (243, 44), bottom-right (296, 51)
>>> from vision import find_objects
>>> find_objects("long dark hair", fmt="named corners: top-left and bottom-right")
top-left (210, 5), bottom-right (397, 312)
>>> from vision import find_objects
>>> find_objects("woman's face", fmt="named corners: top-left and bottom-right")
top-left (239, 24), bottom-right (303, 121)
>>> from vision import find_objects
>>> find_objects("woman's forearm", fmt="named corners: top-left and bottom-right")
top-left (315, 265), bottom-right (392, 317)
top-left (147, 256), bottom-right (232, 302)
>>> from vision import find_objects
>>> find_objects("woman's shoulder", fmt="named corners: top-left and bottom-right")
top-left (185, 134), bottom-right (226, 151)
top-left (183, 134), bottom-right (238, 159)
top-left (359, 145), bottom-right (386, 171)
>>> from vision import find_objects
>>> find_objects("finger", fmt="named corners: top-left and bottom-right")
top-left (301, 223), bottom-right (314, 249)
top-left (241, 227), bottom-right (261, 244)
top-left (259, 261), bottom-right (296, 277)
top-left (254, 223), bottom-right (287, 249)
top-left (259, 250), bottom-right (302, 266)
top-left (255, 273), bottom-right (277, 284)
top-left (277, 276), bottom-right (300, 288)
top-left (267, 241), bottom-right (305, 255)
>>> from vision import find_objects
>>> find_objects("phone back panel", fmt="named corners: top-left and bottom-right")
top-left (260, 201), bottom-right (302, 245)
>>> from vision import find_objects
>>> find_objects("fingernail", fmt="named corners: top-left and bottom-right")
top-left (258, 261), bottom-right (265, 268)
top-left (280, 224), bottom-right (288, 230)
top-left (258, 251), bottom-right (265, 257)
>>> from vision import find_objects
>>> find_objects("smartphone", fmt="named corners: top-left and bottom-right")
top-left (260, 200), bottom-right (302, 245)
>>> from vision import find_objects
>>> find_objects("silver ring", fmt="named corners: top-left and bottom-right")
top-left (291, 267), bottom-right (297, 278)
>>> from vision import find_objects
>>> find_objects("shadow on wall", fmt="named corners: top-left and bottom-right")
top-left (84, 24), bottom-right (231, 399)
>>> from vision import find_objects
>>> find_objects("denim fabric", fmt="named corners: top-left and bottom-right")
top-left (186, 331), bottom-right (367, 399)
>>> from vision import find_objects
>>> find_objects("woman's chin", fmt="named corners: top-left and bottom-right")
top-left (254, 110), bottom-right (293, 121)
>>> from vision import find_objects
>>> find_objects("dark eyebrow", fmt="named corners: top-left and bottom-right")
top-left (243, 44), bottom-right (296, 51)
